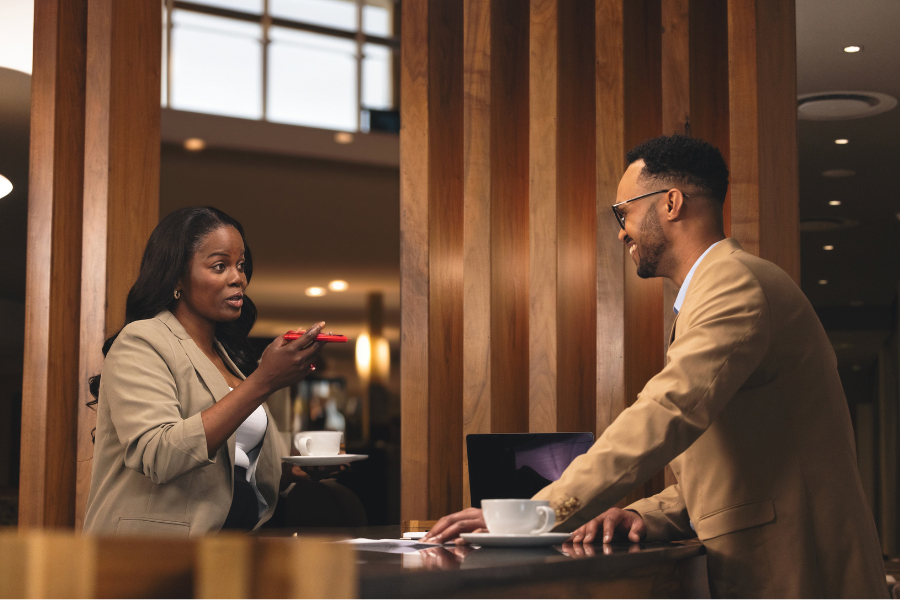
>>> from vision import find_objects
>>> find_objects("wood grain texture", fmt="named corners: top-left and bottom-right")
top-left (427, 0), bottom-right (465, 517)
top-left (622, 0), bottom-right (666, 507)
top-left (400, 0), bottom-right (430, 522)
top-left (726, 0), bottom-right (761, 259)
top-left (728, 0), bottom-right (799, 281)
top-left (489, 0), bottom-right (530, 434)
top-left (688, 0), bottom-right (730, 236)
top-left (528, 0), bottom-right (558, 434)
top-left (20, 0), bottom-right (87, 528)
top-left (557, 0), bottom-right (597, 434)
top-left (77, 0), bottom-right (161, 530)
top-left (661, 0), bottom-right (690, 136)
top-left (594, 0), bottom-right (627, 436)
top-left (462, 0), bottom-right (492, 508)
top-left (253, 537), bottom-right (357, 598)
top-left (754, 0), bottom-right (799, 283)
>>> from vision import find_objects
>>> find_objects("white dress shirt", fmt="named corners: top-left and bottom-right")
top-left (673, 241), bottom-right (722, 315)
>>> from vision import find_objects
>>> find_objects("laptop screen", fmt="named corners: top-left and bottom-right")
top-left (466, 432), bottom-right (595, 508)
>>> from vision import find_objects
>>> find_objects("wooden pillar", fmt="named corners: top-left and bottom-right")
top-left (19, 0), bottom-right (88, 529)
top-left (76, 0), bottom-right (161, 529)
top-left (728, 0), bottom-right (799, 281)
top-left (21, 0), bottom-right (161, 529)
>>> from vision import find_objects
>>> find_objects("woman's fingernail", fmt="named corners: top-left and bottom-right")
top-left (603, 535), bottom-right (611, 543)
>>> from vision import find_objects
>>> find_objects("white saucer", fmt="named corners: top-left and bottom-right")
top-left (281, 454), bottom-right (368, 467)
top-left (460, 532), bottom-right (571, 547)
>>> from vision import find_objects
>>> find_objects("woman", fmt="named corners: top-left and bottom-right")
top-left (83, 207), bottom-right (324, 536)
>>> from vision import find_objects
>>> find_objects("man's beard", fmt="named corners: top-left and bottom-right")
top-left (636, 206), bottom-right (667, 279)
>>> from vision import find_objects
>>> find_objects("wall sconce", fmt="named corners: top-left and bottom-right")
top-left (355, 332), bottom-right (390, 383)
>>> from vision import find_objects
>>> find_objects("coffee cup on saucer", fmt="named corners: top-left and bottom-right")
top-left (294, 431), bottom-right (342, 456)
top-left (481, 499), bottom-right (555, 535)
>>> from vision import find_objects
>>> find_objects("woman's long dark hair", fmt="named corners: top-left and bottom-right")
top-left (88, 207), bottom-right (259, 402)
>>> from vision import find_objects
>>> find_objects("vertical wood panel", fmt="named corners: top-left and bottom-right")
top-left (400, 0), bottom-right (430, 522)
top-left (489, 0), bottom-right (530, 434)
top-left (427, 0), bottom-right (465, 517)
top-left (594, 0), bottom-right (627, 435)
top-left (728, 0), bottom-right (799, 280)
top-left (77, 0), bottom-right (161, 529)
top-left (528, 0), bottom-right (558, 434)
top-left (462, 0), bottom-right (492, 508)
top-left (557, 0), bottom-right (597, 433)
top-left (20, 0), bottom-right (88, 528)
top-left (622, 0), bottom-right (666, 505)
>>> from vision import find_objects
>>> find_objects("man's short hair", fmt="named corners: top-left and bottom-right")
top-left (625, 134), bottom-right (729, 203)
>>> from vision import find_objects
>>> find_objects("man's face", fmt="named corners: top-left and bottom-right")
top-left (615, 160), bottom-right (668, 279)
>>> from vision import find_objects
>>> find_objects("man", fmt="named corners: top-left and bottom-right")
top-left (424, 135), bottom-right (887, 597)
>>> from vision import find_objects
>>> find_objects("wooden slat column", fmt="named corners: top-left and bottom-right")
top-left (728, 0), bottom-right (799, 281)
top-left (76, 0), bottom-right (162, 528)
top-left (401, 0), bottom-right (800, 520)
top-left (19, 0), bottom-right (88, 528)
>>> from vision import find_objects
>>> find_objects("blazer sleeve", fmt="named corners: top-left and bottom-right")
top-left (533, 258), bottom-right (771, 531)
top-left (626, 483), bottom-right (695, 541)
top-left (102, 324), bottom-right (215, 484)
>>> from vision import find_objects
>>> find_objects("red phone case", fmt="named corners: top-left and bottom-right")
top-left (283, 331), bottom-right (348, 343)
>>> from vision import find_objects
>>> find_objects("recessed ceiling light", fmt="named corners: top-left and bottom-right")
top-left (822, 169), bottom-right (855, 178)
top-left (334, 132), bottom-right (354, 144)
top-left (828, 200), bottom-right (842, 206)
top-left (328, 280), bottom-right (349, 292)
top-left (823, 245), bottom-right (834, 251)
top-left (184, 138), bottom-right (206, 151)
top-left (843, 45), bottom-right (862, 53)
top-left (0, 174), bottom-right (12, 199)
top-left (834, 138), bottom-right (849, 145)
top-left (305, 286), bottom-right (326, 297)
top-left (818, 279), bottom-right (828, 285)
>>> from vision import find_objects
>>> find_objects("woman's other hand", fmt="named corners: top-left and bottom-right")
top-left (253, 322), bottom-right (327, 393)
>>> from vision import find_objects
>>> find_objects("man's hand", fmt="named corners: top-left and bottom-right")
top-left (568, 507), bottom-right (647, 544)
top-left (421, 507), bottom-right (487, 545)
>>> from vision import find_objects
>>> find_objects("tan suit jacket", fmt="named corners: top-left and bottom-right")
top-left (83, 311), bottom-right (282, 537)
top-left (534, 239), bottom-right (886, 597)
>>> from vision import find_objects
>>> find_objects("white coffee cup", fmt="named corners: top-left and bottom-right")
top-left (294, 431), bottom-right (342, 456)
top-left (481, 499), bottom-right (555, 535)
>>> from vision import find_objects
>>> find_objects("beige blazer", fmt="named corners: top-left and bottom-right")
top-left (534, 239), bottom-right (886, 597)
top-left (83, 311), bottom-right (283, 537)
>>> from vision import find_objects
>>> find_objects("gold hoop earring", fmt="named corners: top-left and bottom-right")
top-left (174, 289), bottom-right (181, 300)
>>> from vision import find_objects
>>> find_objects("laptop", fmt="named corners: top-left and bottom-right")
top-left (466, 432), bottom-right (595, 508)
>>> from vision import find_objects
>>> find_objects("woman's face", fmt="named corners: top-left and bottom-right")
top-left (177, 226), bottom-right (247, 324)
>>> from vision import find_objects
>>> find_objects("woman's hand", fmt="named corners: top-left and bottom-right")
top-left (280, 463), bottom-right (346, 489)
top-left (421, 508), bottom-right (487, 545)
top-left (251, 322), bottom-right (327, 394)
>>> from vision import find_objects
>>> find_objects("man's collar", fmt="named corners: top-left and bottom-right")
top-left (673, 240), bottom-right (722, 314)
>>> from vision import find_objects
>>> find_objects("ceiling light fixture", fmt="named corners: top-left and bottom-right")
top-left (843, 45), bottom-right (861, 53)
top-left (0, 174), bottom-right (12, 199)
top-left (334, 132), bottom-right (354, 144)
top-left (818, 279), bottom-right (828, 285)
top-left (823, 245), bottom-right (834, 251)
top-left (305, 286), bottom-right (326, 297)
top-left (328, 280), bottom-right (349, 292)
top-left (834, 138), bottom-right (849, 145)
top-left (184, 138), bottom-right (206, 151)
top-left (828, 200), bottom-right (842, 206)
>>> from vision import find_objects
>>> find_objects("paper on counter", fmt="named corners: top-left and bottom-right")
top-left (337, 538), bottom-right (444, 554)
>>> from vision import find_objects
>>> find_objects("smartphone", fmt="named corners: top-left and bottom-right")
top-left (283, 330), bottom-right (349, 343)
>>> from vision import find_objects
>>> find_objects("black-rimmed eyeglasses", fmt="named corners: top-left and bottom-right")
top-left (611, 189), bottom-right (688, 230)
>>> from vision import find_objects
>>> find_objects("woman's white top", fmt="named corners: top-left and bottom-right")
top-left (231, 388), bottom-right (270, 516)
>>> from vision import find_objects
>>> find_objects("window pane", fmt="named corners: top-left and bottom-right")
top-left (170, 11), bottom-right (262, 119)
top-left (187, 0), bottom-right (263, 13)
top-left (363, 3), bottom-right (392, 37)
top-left (267, 27), bottom-right (357, 130)
top-left (362, 43), bottom-right (391, 110)
top-left (270, 0), bottom-right (357, 32)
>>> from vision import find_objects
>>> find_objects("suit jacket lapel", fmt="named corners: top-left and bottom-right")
top-left (157, 311), bottom-right (238, 468)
